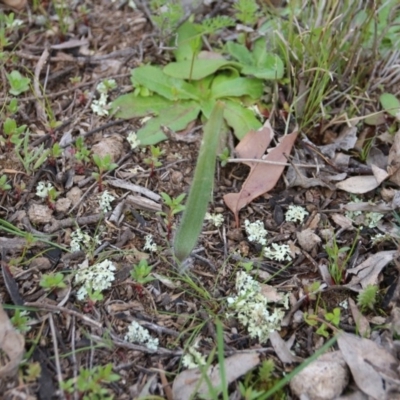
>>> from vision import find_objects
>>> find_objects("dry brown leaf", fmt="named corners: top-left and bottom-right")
top-left (345, 250), bottom-right (397, 292)
top-left (296, 229), bottom-right (321, 252)
top-left (224, 121), bottom-right (298, 226)
top-left (338, 333), bottom-right (400, 399)
top-left (319, 125), bottom-right (358, 158)
top-left (269, 331), bottom-right (300, 363)
top-left (348, 298), bottom-right (370, 338)
top-left (0, 303), bottom-right (25, 378)
top-left (172, 353), bottom-right (260, 400)
top-left (0, 0), bottom-right (26, 10)
top-left (336, 175), bottom-right (381, 194)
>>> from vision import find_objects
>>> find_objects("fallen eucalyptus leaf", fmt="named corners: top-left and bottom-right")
top-left (172, 352), bottom-right (260, 400)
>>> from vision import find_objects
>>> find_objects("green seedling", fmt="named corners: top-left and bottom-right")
top-left (61, 363), bottom-right (120, 398)
top-left (11, 309), bottom-right (31, 334)
top-left (39, 272), bottom-right (67, 292)
top-left (233, 0), bottom-right (261, 27)
top-left (174, 102), bottom-right (224, 262)
top-left (144, 145), bottom-right (165, 177)
top-left (74, 136), bottom-right (91, 165)
top-left (149, 0), bottom-right (185, 35)
top-left (131, 259), bottom-right (154, 285)
top-left (218, 147), bottom-right (230, 167)
top-left (158, 192), bottom-right (186, 239)
top-left (7, 70), bottom-right (31, 96)
top-left (325, 234), bottom-right (357, 285)
top-left (48, 143), bottom-right (62, 166)
top-left (0, 175), bottom-right (11, 192)
top-left (357, 284), bottom-right (379, 312)
top-left (2, 117), bottom-right (26, 148)
top-left (92, 154), bottom-right (118, 192)
top-left (305, 307), bottom-right (341, 338)
top-left (6, 98), bottom-right (18, 115)
top-left (14, 130), bottom-right (50, 174)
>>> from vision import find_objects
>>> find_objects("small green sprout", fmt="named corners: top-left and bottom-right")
top-left (74, 136), bottom-right (91, 164)
top-left (2, 117), bottom-right (26, 147)
top-left (11, 309), bottom-right (31, 334)
top-left (40, 272), bottom-right (67, 292)
top-left (130, 259), bottom-right (154, 285)
top-left (92, 154), bottom-right (118, 192)
top-left (233, 0), bottom-right (260, 26)
top-left (218, 147), bottom-right (230, 167)
top-left (144, 145), bottom-right (165, 177)
top-left (0, 175), bottom-right (11, 192)
top-left (357, 284), bottom-right (379, 312)
top-left (7, 70), bottom-right (31, 96)
top-left (61, 364), bottom-right (120, 398)
top-left (6, 98), bottom-right (18, 114)
top-left (158, 192), bottom-right (186, 239)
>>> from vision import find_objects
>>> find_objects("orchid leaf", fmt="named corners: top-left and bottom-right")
top-left (110, 94), bottom-right (173, 119)
top-left (223, 100), bottom-right (262, 140)
top-left (163, 59), bottom-right (241, 80)
top-left (131, 66), bottom-right (200, 101)
top-left (136, 101), bottom-right (200, 145)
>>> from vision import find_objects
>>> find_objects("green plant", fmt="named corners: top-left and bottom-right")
top-left (6, 98), bottom-right (18, 115)
top-left (357, 284), bottom-right (379, 312)
top-left (111, 20), bottom-right (281, 145)
top-left (11, 309), bottom-right (31, 334)
top-left (144, 145), bottom-right (165, 177)
top-left (218, 147), bottom-right (230, 167)
top-left (74, 136), bottom-right (91, 164)
top-left (0, 174), bottom-right (11, 192)
top-left (233, 0), bottom-right (260, 27)
top-left (92, 154), bottom-right (118, 192)
top-left (7, 70), bottom-right (31, 96)
top-left (39, 272), bottom-right (67, 292)
top-left (325, 235), bottom-right (357, 285)
top-left (2, 117), bottom-right (27, 148)
top-left (305, 307), bottom-right (341, 338)
top-left (174, 102), bottom-right (224, 262)
top-left (149, 0), bottom-right (185, 35)
top-left (14, 130), bottom-right (50, 174)
top-left (130, 259), bottom-right (154, 285)
top-left (61, 363), bottom-right (120, 399)
top-left (158, 192), bottom-right (186, 239)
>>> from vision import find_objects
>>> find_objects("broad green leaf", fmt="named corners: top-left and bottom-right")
top-left (225, 42), bottom-right (254, 65)
top-left (211, 77), bottom-right (263, 99)
top-left (191, 75), bottom-right (214, 100)
top-left (131, 66), bottom-right (200, 101)
top-left (110, 94), bottom-right (173, 119)
top-left (380, 93), bottom-right (400, 117)
top-left (200, 99), bottom-right (216, 119)
top-left (173, 22), bottom-right (202, 62)
top-left (136, 101), bottom-right (200, 145)
top-left (223, 100), bottom-right (262, 139)
top-left (242, 54), bottom-right (284, 80)
top-left (174, 101), bottom-right (225, 261)
top-left (252, 38), bottom-right (269, 67)
top-left (164, 59), bottom-right (241, 80)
